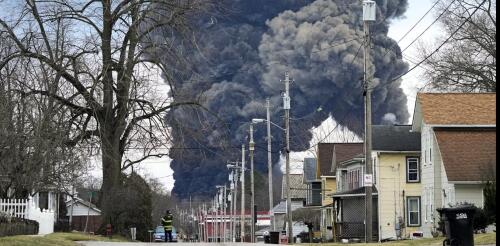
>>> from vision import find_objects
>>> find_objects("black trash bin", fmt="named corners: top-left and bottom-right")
top-left (269, 231), bottom-right (280, 244)
top-left (437, 206), bottom-right (476, 246)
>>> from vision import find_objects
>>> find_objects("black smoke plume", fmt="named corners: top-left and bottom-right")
top-left (153, 0), bottom-right (410, 199)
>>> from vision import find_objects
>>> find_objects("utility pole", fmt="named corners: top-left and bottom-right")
top-left (266, 98), bottom-right (275, 231)
top-left (363, 0), bottom-right (376, 243)
top-left (240, 144), bottom-right (246, 242)
top-left (249, 123), bottom-right (256, 243)
top-left (233, 167), bottom-right (238, 242)
top-left (283, 71), bottom-right (293, 243)
top-left (223, 186), bottom-right (227, 243)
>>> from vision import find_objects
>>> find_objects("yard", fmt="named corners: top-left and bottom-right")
top-left (313, 232), bottom-right (496, 246)
top-left (0, 232), bottom-right (129, 246)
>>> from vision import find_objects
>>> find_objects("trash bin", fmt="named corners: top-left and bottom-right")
top-left (269, 231), bottom-right (280, 244)
top-left (437, 206), bottom-right (476, 246)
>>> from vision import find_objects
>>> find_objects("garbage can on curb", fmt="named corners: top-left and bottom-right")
top-left (269, 231), bottom-right (280, 244)
top-left (437, 206), bottom-right (476, 246)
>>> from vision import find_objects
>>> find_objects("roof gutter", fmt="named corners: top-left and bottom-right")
top-left (449, 181), bottom-right (488, 185)
top-left (373, 150), bottom-right (420, 153)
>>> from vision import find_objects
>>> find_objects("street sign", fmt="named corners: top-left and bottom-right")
top-left (364, 174), bottom-right (373, 187)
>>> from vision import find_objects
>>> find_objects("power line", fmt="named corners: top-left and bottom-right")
top-left (400, 0), bottom-right (457, 54)
top-left (387, 0), bottom-right (487, 85)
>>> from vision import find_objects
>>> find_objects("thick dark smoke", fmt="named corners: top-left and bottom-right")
top-left (156, 0), bottom-right (409, 199)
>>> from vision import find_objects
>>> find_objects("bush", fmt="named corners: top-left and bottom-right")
top-left (473, 207), bottom-right (488, 231)
top-left (0, 213), bottom-right (39, 237)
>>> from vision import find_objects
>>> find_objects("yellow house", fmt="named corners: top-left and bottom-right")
top-left (372, 125), bottom-right (423, 241)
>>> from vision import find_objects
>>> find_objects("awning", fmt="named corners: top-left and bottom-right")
top-left (330, 186), bottom-right (378, 198)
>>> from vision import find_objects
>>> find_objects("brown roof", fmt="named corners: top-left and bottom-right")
top-left (435, 128), bottom-right (496, 182)
top-left (281, 174), bottom-right (307, 199)
top-left (417, 93), bottom-right (496, 125)
top-left (317, 143), bottom-right (364, 176)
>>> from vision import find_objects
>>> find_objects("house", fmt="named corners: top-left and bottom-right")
top-left (66, 196), bottom-right (102, 233)
top-left (331, 152), bottom-right (379, 241)
top-left (411, 93), bottom-right (496, 237)
top-left (315, 143), bottom-right (363, 241)
top-left (303, 158), bottom-right (321, 207)
top-left (372, 125), bottom-right (422, 241)
top-left (272, 174), bottom-right (307, 232)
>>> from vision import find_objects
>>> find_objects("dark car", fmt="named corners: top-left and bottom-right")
top-left (153, 226), bottom-right (178, 242)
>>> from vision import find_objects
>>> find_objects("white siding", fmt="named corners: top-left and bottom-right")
top-left (67, 202), bottom-right (101, 216)
top-left (454, 184), bottom-right (485, 208)
top-left (420, 124), bottom-right (435, 237)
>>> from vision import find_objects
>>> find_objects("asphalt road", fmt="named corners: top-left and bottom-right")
top-left (77, 242), bottom-right (267, 246)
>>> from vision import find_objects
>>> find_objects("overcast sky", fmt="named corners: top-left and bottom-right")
top-left (131, 0), bottom-right (443, 192)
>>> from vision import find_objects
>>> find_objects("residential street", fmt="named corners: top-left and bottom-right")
top-left (77, 242), bottom-right (266, 246)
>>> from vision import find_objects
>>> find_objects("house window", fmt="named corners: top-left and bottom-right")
top-left (407, 196), bottom-right (421, 226)
top-left (406, 157), bottom-right (420, 183)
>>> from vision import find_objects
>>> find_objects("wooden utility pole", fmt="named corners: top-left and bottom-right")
top-left (266, 98), bottom-right (275, 231)
top-left (240, 144), bottom-right (246, 242)
top-left (363, 0), bottom-right (376, 243)
top-left (249, 123), bottom-right (256, 243)
top-left (283, 71), bottom-right (293, 243)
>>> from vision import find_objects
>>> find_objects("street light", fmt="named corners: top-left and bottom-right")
top-left (252, 99), bottom-right (285, 232)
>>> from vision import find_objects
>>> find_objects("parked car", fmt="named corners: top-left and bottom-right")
top-left (153, 226), bottom-right (178, 242)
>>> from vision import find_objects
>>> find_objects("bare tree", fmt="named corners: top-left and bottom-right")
top-left (418, 0), bottom-right (496, 92)
top-left (0, 0), bottom-right (216, 227)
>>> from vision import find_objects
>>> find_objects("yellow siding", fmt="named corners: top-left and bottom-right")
top-left (377, 153), bottom-right (422, 240)
top-left (322, 177), bottom-right (337, 206)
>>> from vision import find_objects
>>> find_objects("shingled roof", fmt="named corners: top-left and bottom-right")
top-left (415, 93), bottom-right (496, 126)
top-left (435, 128), bottom-right (496, 182)
top-left (372, 125), bottom-right (421, 151)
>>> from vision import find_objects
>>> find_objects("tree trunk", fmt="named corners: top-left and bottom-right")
top-left (99, 120), bottom-right (123, 230)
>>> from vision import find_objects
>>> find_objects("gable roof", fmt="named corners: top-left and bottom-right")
top-left (434, 128), bottom-right (496, 182)
top-left (281, 174), bottom-right (307, 199)
top-left (330, 143), bottom-right (364, 173)
top-left (414, 93), bottom-right (496, 127)
top-left (372, 125), bottom-right (421, 152)
top-left (66, 197), bottom-right (101, 213)
top-left (303, 158), bottom-right (317, 183)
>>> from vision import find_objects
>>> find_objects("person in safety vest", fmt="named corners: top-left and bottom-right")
top-left (162, 210), bottom-right (174, 242)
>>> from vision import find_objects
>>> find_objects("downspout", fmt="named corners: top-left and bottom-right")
top-left (402, 189), bottom-right (406, 238)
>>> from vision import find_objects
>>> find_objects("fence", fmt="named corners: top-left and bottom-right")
top-left (0, 199), bottom-right (29, 219)
top-left (0, 197), bottom-right (54, 235)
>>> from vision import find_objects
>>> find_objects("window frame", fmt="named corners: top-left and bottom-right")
top-left (407, 196), bottom-right (421, 227)
top-left (406, 156), bottom-right (421, 183)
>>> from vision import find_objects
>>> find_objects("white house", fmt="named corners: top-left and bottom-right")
top-left (66, 195), bottom-right (102, 233)
top-left (411, 93), bottom-right (496, 237)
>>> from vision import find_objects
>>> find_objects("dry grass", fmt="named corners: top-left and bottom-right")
top-left (0, 232), bottom-right (129, 246)
top-left (302, 232), bottom-right (496, 246)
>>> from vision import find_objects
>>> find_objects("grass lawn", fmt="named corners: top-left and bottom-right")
top-left (0, 232), bottom-right (129, 246)
top-left (304, 232), bottom-right (496, 245)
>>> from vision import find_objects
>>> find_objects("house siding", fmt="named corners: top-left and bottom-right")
top-left (454, 184), bottom-right (485, 207)
top-left (376, 153), bottom-right (422, 240)
top-left (322, 177), bottom-right (336, 206)
top-left (67, 203), bottom-right (101, 216)
top-left (421, 124), bottom-right (441, 237)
